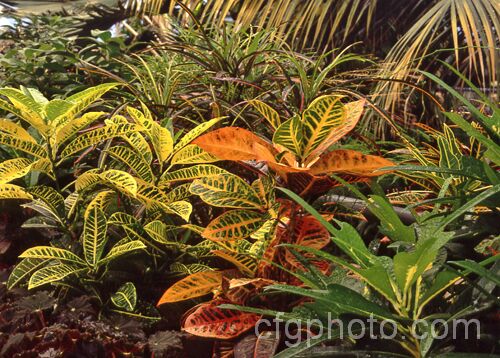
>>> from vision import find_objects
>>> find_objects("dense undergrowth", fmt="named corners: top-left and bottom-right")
top-left (0, 3), bottom-right (498, 357)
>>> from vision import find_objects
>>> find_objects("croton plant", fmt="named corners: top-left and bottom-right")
top-left (157, 95), bottom-right (394, 340)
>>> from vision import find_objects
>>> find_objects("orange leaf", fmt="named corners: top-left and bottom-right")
top-left (309, 149), bottom-right (394, 176)
top-left (157, 271), bottom-right (223, 305)
top-left (193, 127), bottom-right (276, 162)
top-left (182, 300), bottom-right (261, 339)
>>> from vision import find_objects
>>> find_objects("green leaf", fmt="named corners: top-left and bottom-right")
top-left (28, 185), bottom-right (65, 219)
top-left (367, 195), bottom-right (415, 243)
top-left (273, 115), bottom-right (303, 157)
top-left (171, 144), bottom-right (219, 165)
top-left (173, 116), bottom-right (224, 152)
top-left (450, 259), bottom-right (500, 286)
top-left (7, 258), bottom-right (45, 289)
top-left (111, 282), bottom-right (137, 312)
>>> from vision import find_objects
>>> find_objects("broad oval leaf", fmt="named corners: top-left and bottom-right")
top-left (307, 99), bottom-right (366, 162)
top-left (194, 127), bottom-right (276, 162)
top-left (107, 145), bottom-right (154, 182)
top-left (111, 282), bottom-right (137, 312)
top-left (174, 116), bottom-right (224, 152)
top-left (7, 258), bottom-right (45, 289)
top-left (249, 100), bottom-right (281, 130)
top-left (99, 240), bottom-right (146, 265)
top-left (157, 271), bottom-right (224, 305)
top-left (309, 149), bottom-right (394, 176)
top-left (273, 115), bottom-right (304, 157)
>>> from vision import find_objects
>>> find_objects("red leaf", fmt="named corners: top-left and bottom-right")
top-left (182, 300), bottom-right (261, 339)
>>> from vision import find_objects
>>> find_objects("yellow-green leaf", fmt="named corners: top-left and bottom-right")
top-left (301, 95), bottom-right (346, 158)
top-left (83, 206), bottom-right (108, 267)
top-left (0, 158), bottom-right (33, 184)
top-left (203, 209), bottom-right (265, 241)
top-left (171, 144), bottom-right (219, 165)
top-left (0, 132), bottom-right (47, 158)
top-left (190, 173), bottom-right (264, 209)
top-left (249, 100), bottom-right (281, 130)
top-left (0, 184), bottom-right (32, 200)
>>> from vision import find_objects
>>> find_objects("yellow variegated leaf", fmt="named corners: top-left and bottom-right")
top-left (60, 83), bottom-right (118, 125)
top-left (151, 122), bottom-right (173, 162)
top-left (203, 209), bottom-right (264, 241)
top-left (45, 99), bottom-right (74, 129)
top-left (64, 191), bottom-right (79, 219)
top-left (164, 200), bottom-right (192, 222)
top-left (126, 104), bottom-right (154, 131)
top-left (83, 206), bottom-right (108, 267)
top-left (60, 123), bottom-right (142, 158)
top-left (190, 173), bottom-right (264, 209)
top-left (301, 95), bottom-right (346, 158)
top-left (106, 145), bottom-right (154, 182)
top-left (212, 250), bottom-right (257, 276)
top-left (144, 220), bottom-right (178, 245)
top-left (0, 184), bottom-right (32, 200)
top-left (85, 190), bottom-right (116, 219)
top-left (0, 88), bottom-right (49, 134)
top-left (173, 116), bottom-right (224, 152)
top-left (111, 282), bottom-right (137, 312)
top-left (19, 246), bottom-right (85, 265)
top-left (309, 149), bottom-right (394, 176)
top-left (76, 169), bottom-right (138, 197)
top-left (28, 264), bottom-right (85, 289)
top-left (164, 183), bottom-right (192, 203)
top-left (272, 115), bottom-right (303, 157)
top-left (307, 99), bottom-right (365, 162)
top-left (249, 100), bottom-right (281, 130)
top-left (98, 240), bottom-right (146, 265)
top-left (30, 159), bottom-right (55, 179)
top-left (28, 185), bottom-right (65, 218)
top-left (0, 158), bottom-right (33, 184)
top-left (108, 212), bottom-right (138, 226)
top-left (0, 119), bottom-right (36, 142)
top-left (171, 144), bottom-right (219, 165)
top-left (122, 132), bottom-right (153, 164)
top-left (160, 164), bottom-right (230, 184)
top-left (136, 179), bottom-right (171, 207)
top-left (157, 271), bottom-right (224, 304)
top-left (0, 132), bottom-right (47, 158)
top-left (55, 112), bottom-right (106, 148)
